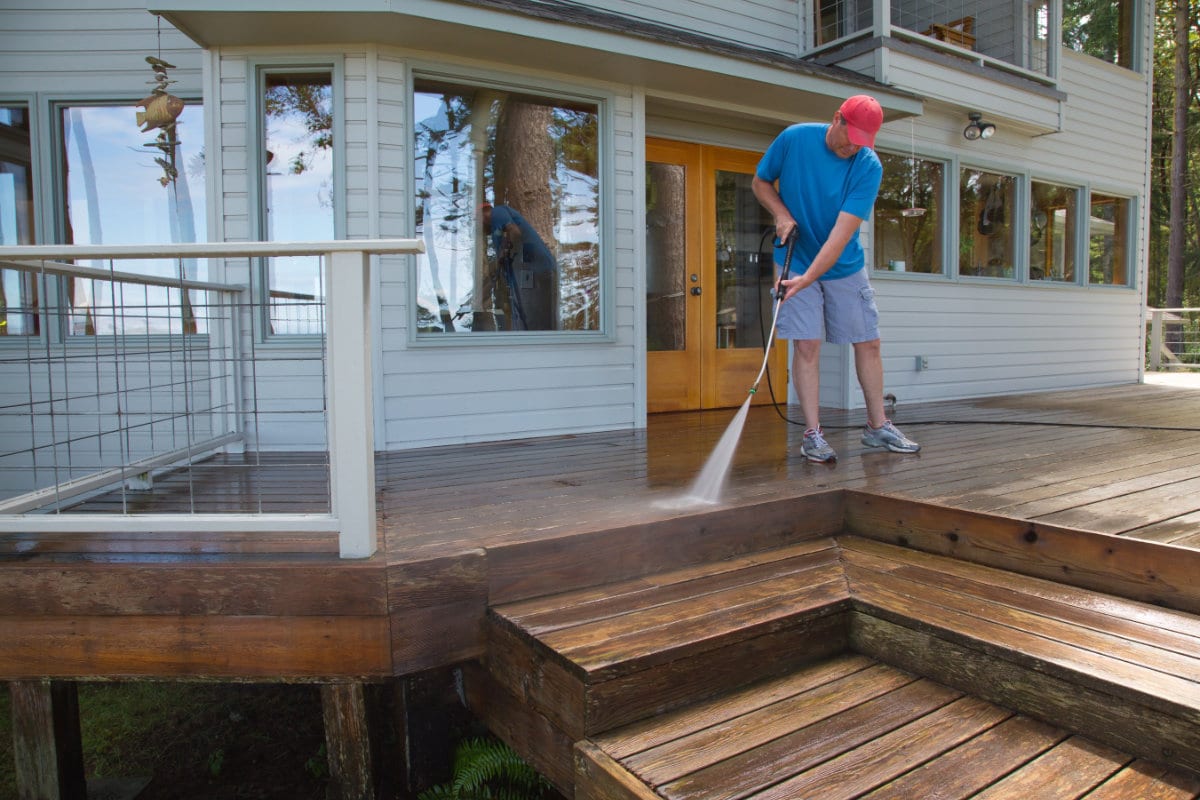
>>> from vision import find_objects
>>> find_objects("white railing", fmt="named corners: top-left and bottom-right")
top-left (0, 239), bottom-right (423, 559)
top-left (1147, 308), bottom-right (1200, 371)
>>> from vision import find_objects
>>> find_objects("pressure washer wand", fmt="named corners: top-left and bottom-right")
top-left (748, 230), bottom-right (795, 395)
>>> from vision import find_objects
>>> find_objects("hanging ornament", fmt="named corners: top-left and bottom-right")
top-left (137, 18), bottom-right (185, 187)
top-left (901, 118), bottom-right (926, 218)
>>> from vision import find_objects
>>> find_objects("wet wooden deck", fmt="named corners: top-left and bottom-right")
top-left (379, 380), bottom-right (1200, 560)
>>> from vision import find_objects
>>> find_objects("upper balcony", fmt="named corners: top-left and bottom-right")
top-left (806, 0), bottom-right (1068, 135)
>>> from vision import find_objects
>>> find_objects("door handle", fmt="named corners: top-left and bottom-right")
top-left (690, 286), bottom-right (702, 296)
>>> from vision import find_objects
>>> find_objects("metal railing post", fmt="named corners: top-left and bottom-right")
top-left (1149, 308), bottom-right (1163, 371)
top-left (325, 248), bottom-right (377, 559)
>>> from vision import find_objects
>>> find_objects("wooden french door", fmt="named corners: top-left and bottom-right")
top-left (646, 139), bottom-right (788, 412)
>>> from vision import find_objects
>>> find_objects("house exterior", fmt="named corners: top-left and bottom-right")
top-left (0, 0), bottom-right (1152, 459)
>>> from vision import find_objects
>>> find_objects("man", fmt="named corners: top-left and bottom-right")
top-left (480, 203), bottom-right (558, 331)
top-left (752, 94), bottom-right (920, 463)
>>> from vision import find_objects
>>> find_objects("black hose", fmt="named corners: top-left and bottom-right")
top-left (751, 229), bottom-right (1200, 434)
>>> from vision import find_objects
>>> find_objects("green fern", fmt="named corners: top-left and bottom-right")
top-left (417, 737), bottom-right (551, 800)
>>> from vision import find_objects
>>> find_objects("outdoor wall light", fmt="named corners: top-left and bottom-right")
top-left (964, 112), bottom-right (996, 140)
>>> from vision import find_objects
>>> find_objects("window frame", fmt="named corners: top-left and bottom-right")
top-left (870, 145), bottom-right (950, 279)
top-left (1084, 187), bottom-right (1137, 289)
top-left (1061, 0), bottom-right (1143, 72)
top-left (955, 161), bottom-right (1022, 283)
top-left (405, 64), bottom-right (615, 346)
top-left (248, 57), bottom-right (345, 345)
top-left (1026, 176), bottom-right (1084, 286)
top-left (0, 97), bottom-right (42, 341)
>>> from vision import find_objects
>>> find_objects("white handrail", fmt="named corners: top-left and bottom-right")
top-left (0, 238), bottom-right (423, 261)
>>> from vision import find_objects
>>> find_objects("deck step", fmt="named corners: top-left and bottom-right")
top-left (578, 654), bottom-right (1200, 800)
top-left (487, 537), bottom-right (851, 739)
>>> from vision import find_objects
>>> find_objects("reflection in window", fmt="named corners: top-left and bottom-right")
top-left (1030, 181), bottom-right (1078, 282)
top-left (815, 0), bottom-right (871, 45)
top-left (873, 151), bottom-right (943, 274)
top-left (262, 70), bottom-right (333, 335)
top-left (0, 104), bottom-right (37, 335)
top-left (646, 162), bottom-right (686, 352)
top-left (60, 103), bottom-right (207, 334)
top-left (714, 170), bottom-right (774, 350)
top-left (959, 168), bottom-right (1016, 279)
top-left (414, 79), bottom-right (600, 333)
top-left (1088, 193), bottom-right (1130, 286)
top-left (1063, 0), bottom-right (1135, 68)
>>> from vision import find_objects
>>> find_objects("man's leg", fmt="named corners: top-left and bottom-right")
top-left (852, 338), bottom-right (886, 428)
top-left (793, 339), bottom-right (823, 430)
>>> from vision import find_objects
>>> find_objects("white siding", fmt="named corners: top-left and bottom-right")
top-left (574, 0), bottom-right (802, 56)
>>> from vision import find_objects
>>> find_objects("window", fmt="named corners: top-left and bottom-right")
top-left (0, 104), bottom-right (37, 335)
top-left (59, 102), bottom-right (207, 334)
top-left (873, 151), bottom-right (943, 274)
top-left (1030, 181), bottom-right (1079, 282)
top-left (959, 168), bottom-right (1017, 279)
top-left (814, 0), bottom-right (871, 46)
top-left (260, 69), bottom-right (334, 336)
top-left (1088, 193), bottom-right (1131, 286)
top-left (414, 78), bottom-right (600, 334)
top-left (1062, 0), bottom-right (1136, 69)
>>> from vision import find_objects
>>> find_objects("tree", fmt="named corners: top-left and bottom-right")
top-left (1166, 0), bottom-right (1190, 355)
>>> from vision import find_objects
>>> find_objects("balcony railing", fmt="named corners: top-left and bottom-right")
top-left (1147, 308), bottom-right (1200, 371)
top-left (811, 0), bottom-right (1056, 82)
top-left (0, 239), bottom-right (423, 559)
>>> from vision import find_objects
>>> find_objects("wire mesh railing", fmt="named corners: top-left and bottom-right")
top-left (1147, 308), bottom-right (1200, 371)
top-left (0, 239), bottom-right (423, 558)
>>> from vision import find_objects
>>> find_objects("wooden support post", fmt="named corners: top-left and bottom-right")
top-left (321, 683), bottom-right (376, 800)
top-left (9, 681), bottom-right (86, 800)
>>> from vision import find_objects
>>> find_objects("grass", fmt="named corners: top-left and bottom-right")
top-left (1, 681), bottom-right (329, 799)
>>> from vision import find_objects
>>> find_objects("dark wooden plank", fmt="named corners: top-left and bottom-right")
top-left (594, 653), bottom-right (875, 760)
top-left (498, 538), bottom-right (839, 634)
top-left (0, 615), bottom-right (393, 679)
top-left (839, 536), bottom-right (1200, 645)
top-left (462, 662), bottom-right (577, 796)
top-left (1080, 760), bottom-right (1200, 800)
top-left (9, 681), bottom-right (86, 800)
top-left (584, 610), bottom-right (849, 735)
top-left (575, 740), bottom-right (662, 800)
top-left (656, 678), bottom-right (963, 800)
top-left (623, 662), bottom-right (918, 784)
top-left (321, 683), bottom-right (376, 800)
top-left (850, 612), bottom-right (1200, 777)
top-left (0, 559), bottom-right (387, 616)
top-left (857, 714), bottom-right (1066, 800)
top-left (968, 736), bottom-right (1129, 799)
top-left (485, 491), bottom-right (845, 604)
top-left (843, 491), bottom-right (1200, 614)
top-left (560, 568), bottom-right (849, 677)
top-left (846, 568), bottom-right (1200, 720)
top-left (841, 549), bottom-right (1200, 680)
top-left (387, 551), bottom-right (487, 674)
top-left (738, 695), bottom-right (1010, 800)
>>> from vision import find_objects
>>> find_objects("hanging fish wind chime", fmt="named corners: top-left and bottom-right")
top-left (137, 55), bottom-right (185, 187)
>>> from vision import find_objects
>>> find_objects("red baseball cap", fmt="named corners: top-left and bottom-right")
top-left (838, 95), bottom-right (883, 148)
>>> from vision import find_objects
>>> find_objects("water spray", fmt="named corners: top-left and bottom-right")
top-left (680, 231), bottom-right (795, 506)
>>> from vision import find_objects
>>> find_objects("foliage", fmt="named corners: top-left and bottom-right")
top-left (417, 736), bottom-right (553, 800)
top-left (1148, 0), bottom-right (1200, 308)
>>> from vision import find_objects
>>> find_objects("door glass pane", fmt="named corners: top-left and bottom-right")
top-left (714, 170), bottom-right (773, 350)
top-left (646, 161), bottom-right (686, 352)
top-left (0, 104), bottom-right (37, 335)
top-left (263, 70), bottom-right (333, 335)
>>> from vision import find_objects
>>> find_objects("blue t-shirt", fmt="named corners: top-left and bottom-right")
top-left (756, 123), bottom-right (882, 281)
top-left (489, 204), bottom-right (557, 275)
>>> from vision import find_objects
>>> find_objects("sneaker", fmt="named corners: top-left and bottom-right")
top-left (861, 420), bottom-right (921, 453)
top-left (801, 427), bottom-right (837, 463)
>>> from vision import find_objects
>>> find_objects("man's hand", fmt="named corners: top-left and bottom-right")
top-left (775, 272), bottom-right (813, 302)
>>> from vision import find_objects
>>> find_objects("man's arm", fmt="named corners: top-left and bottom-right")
top-left (778, 211), bottom-right (863, 300)
top-left (751, 176), bottom-right (795, 243)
